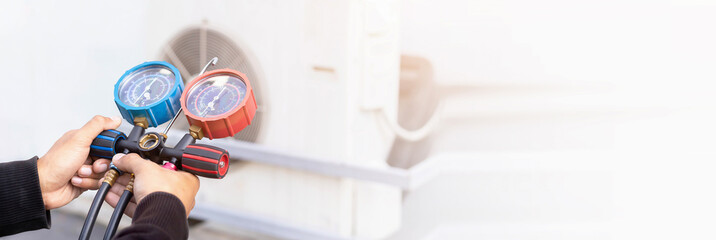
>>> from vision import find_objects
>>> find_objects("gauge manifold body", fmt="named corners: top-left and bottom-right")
top-left (181, 69), bottom-right (257, 139)
top-left (114, 61), bottom-right (184, 127)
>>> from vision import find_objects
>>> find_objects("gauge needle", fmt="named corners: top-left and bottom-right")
top-left (200, 87), bottom-right (227, 117)
top-left (133, 78), bottom-right (158, 105)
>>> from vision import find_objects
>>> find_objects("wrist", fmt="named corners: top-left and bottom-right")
top-left (36, 157), bottom-right (53, 209)
top-left (36, 158), bottom-right (48, 206)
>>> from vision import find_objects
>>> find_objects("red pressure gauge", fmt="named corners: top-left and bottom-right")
top-left (181, 69), bottom-right (257, 139)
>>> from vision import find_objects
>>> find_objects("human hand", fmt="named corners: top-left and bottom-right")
top-left (105, 153), bottom-right (200, 217)
top-left (37, 115), bottom-right (122, 210)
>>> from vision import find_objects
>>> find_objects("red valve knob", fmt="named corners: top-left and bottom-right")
top-left (180, 144), bottom-right (230, 179)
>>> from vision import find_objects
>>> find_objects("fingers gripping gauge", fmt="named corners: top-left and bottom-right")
top-left (90, 61), bottom-right (243, 177)
top-left (114, 61), bottom-right (184, 127)
top-left (82, 59), bottom-right (244, 240)
top-left (181, 69), bottom-right (257, 139)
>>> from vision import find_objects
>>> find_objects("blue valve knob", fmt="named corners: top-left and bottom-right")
top-left (89, 130), bottom-right (127, 159)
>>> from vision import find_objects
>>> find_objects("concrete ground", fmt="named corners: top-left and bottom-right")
top-left (1, 211), bottom-right (107, 240)
top-left (0, 210), bottom-right (254, 240)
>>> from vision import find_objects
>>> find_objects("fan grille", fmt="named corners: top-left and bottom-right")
top-left (162, 27), bottom-right (263, 143)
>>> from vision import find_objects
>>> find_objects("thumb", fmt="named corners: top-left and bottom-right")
top-left (76, 115), bottom-right (122, 145)
top-left (112, 153), bottom-right (151, 174)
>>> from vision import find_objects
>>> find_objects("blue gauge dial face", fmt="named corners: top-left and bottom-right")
top-left (117, 66), bottom-right (176, 107)
top-left (186, 74), bottom-right (247, 118)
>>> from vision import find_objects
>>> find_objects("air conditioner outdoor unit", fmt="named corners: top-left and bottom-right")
top-left (0, 0), bottom-right (403, 238)
top-left (142, 0), bottom-right (403, 238)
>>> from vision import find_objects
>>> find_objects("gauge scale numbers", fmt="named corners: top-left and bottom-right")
top-left (117, 66), bottom-right (176, 107)
top-left (186, 74), bottom-right (247, 118)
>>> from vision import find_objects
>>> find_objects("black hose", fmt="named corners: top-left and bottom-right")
top-left (104, 190), bottom-right (132, 240)
top-left (79, 181), bottom-right (111, 240)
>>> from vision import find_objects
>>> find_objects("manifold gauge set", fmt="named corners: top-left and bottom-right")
top-left (79, 57), bottom-right (257, 240)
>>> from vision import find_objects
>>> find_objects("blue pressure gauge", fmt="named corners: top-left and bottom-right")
top-left (114, 61), bottom-right (184, 127)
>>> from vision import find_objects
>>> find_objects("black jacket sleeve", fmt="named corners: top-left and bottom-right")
top-left (0, 157), bottom-right (51, 237)
top-left (114, 192), bottom-right (189, 240)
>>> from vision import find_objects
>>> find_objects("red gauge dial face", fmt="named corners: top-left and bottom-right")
top-left (185, 74), bottom-right (247, 119)
top-left (181, 69), bottom-right (257, 139)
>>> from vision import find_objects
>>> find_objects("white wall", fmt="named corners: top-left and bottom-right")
top-left (0, 1), bottom-right (149, 160)
top-left (394, 0), bottom-right (716, 239)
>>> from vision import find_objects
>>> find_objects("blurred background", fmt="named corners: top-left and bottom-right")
top-left (2, 0), bottom-right (716, 239)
